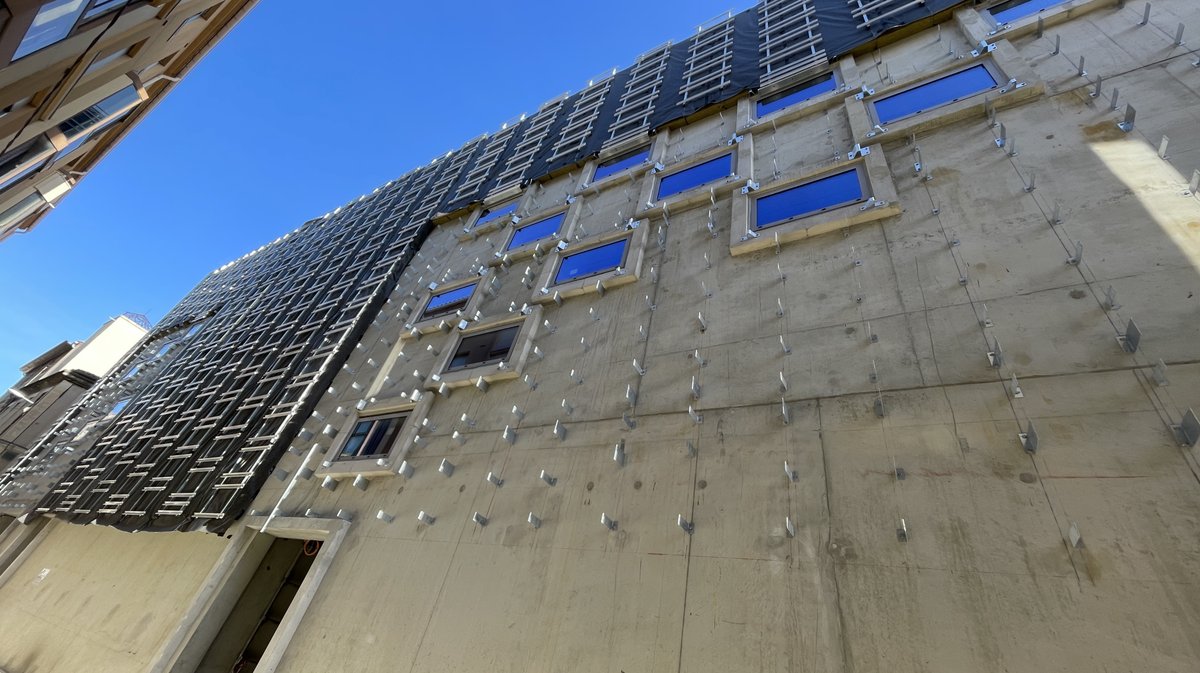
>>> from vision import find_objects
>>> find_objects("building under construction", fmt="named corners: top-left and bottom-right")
top-left (2, 0), bottom-right (1200, 671)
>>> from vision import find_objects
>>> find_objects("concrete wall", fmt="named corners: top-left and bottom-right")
top-left (246, 2), bottom-right (1200, 671)
top-left (0, 521), bottom-right (226, 673)
top-left (6, 1), bottom-right (1200, 671)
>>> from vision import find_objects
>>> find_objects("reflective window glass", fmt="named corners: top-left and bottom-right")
top-left (872, 64), bottom-right (998, 125)
top-left (338, 416), bottom-right (405, 460)
top-left (989, 0), bottom-right (1067, 23)
top-left (0, 137), bottom-right (54, 192)
top-left (448, 325), bottom-right (520, 371)
top-left (421, 283), bottom-right (477, 320)
top-left (757, 72), bottom-right (837, 118)
top-left (475, 200), bottom-right (518, 229)
top-left (554, 239), bottom-right (628, 284)
top-left (592, 147), bottom-right (650, 183)
top-left (506, 212), bottom-right (564, 250)
top-left (755, 168), bottom-right (864, 229)
top-left (83, 0), bottom-right (131, 20)
top-left (656, 154), bottom-right (732, 201)
top-left (14, 0), bottom-right (88, 60)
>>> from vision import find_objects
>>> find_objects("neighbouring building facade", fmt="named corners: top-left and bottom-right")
top-left (0, 0), bottom-right (256, 242)
top-left (0, 312), bottom-right (146, 473)
top-left (2, 0), bottom-right (1200, 671)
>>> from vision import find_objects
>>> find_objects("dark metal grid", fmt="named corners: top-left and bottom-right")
top-left (678, 15), bottom-right (737, 105)
top-left (759, 0), bottom-right (827, 84)
top-left (0, 166), bottom-right (439, 532)
top-left (451, 123), bottom-right (522, 204)
top-left (849, 0), bottom-right (920, 29)
top-left (605, 41), bottom-right (673, 147)
top-left (547, 74), bottom-right (616, 163)
top-left (490, 97), bottom-right (568, 192)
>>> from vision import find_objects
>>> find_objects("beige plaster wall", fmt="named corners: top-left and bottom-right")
top-left (0, 521), bottom-right (226, 673)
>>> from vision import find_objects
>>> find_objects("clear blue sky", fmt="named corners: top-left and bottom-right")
top-left (0, 1), bottom-right (741, 379)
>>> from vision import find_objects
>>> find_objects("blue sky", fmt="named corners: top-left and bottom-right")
top-left (0, 0), bottom-right (741, 380)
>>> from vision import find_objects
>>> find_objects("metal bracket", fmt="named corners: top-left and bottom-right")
top-left (970, 40), bottom-right (997, 57)
top-left (1019, 421), bottom-right (1039, 453)
top-left (1171, 409), bottom-right (1200, 447)
top-left (740, 179), bottom-right (760, 194)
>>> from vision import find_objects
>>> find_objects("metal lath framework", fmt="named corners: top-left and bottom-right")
top-left (451, 123), bottom-right (521, 203)
top-left (547, 75), bottom-right (616, 162)
top-left (759, 0), bottom-right (826, 84)
top-left (605, 42), bottom-right (673, 147)
top-left (849, 0), bottom-right (921, 29)
top-left (491, 97), bottom-right (568, 192)
top-left (416, 136), bottom-right (488, 219)
top-left (0, 167), bottom-right (438, 532)
top-left (677, 15), bottom-right (737, 105)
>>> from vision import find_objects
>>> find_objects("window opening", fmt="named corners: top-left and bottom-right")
top-left (592, 147), bottom-right (650, 183)
top-left (987, 0), bottom-right (1067, 23)
top-left (755, 167), bottom-right (865, 229)
top-left (656, 154), bottom-right (732, 201)
top-left (83, 0), bottom-right (129, 20)
top-left (554, 239), bottom-right (628, 284)
top-left (757, 71), bottom-right (836, 118)
top-left (14, 0), bottom-right (88, 60)
top-left (474, 200), bottom-right (517, 229)
top-left (872, 64), bottom-right (998, 125)
top-left (337, 414), bottom-right (406, 460)
top-left (506, 212), bottom-right (564, 251)
top-left (448, 325), bottom-right (520, 371)
top-left (421, 283), bottom-right (477, 320)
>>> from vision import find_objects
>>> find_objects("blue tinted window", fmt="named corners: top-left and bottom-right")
top-left (990, 0), bottom-right (1066, 23)
top-left (554, 239), bottom-right (628, 285)
top-left (474, 200), bottom-right (518, 229)
top-left (84, 0), bottom-right (131, 19)
top-left (755, 168), bottom-right (864, 229)
top-left (656, 154), bottom-right (732, 201)
top-left (757, 72), bottom-right (837, 118)
top-left (422, 282), bottom-right (477, 320)
top-left (592, 147), bottom-right (650, 183)
top-left (14, 0), bottom-right (88, 60)
top-left (506, 212), bottom-right (565, 250)
top-left (873, 65), bottom-right (998, 125)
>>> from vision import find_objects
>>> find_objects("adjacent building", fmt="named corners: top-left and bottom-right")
top-left (0, 312), bottom-right (145, 483)
top-left (3, 1), bottom-right (1200, 672)
top-left (0, 0), bottom-right (256, 242)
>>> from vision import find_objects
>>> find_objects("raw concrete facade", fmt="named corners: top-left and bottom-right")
top-left (4, 0), bottom-right (1200, 671)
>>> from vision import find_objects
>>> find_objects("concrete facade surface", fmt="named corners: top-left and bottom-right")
top-left (4, 1), bottom-right (1200, 672)
top-left (0, 521), bottom-right (225, 673)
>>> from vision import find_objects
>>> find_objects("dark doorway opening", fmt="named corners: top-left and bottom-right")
top-left (196, 537), bottom-right (319, 672)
